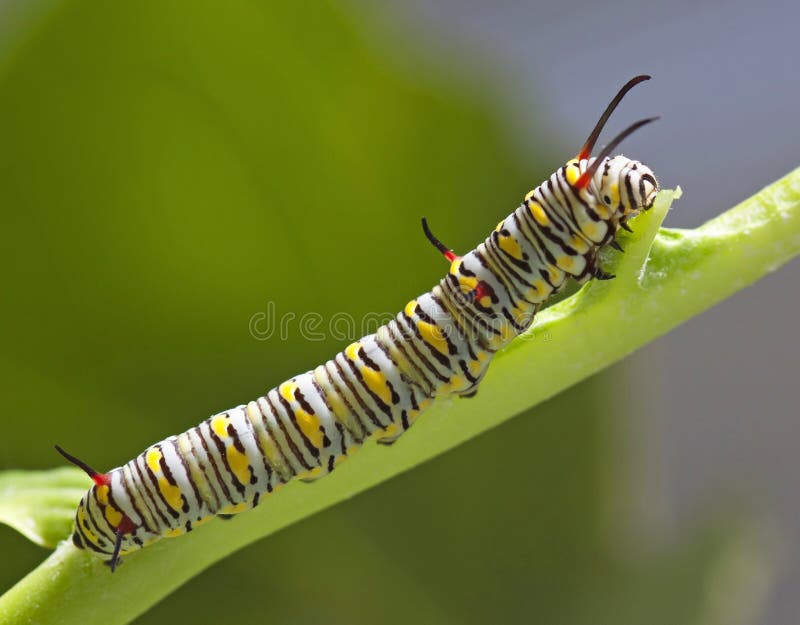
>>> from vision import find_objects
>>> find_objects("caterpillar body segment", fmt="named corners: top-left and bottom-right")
top-left (60, 76), bottom-right (660, 571)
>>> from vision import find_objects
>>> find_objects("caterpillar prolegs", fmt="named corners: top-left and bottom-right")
top-left (57, 76), bottom-right (660, 571)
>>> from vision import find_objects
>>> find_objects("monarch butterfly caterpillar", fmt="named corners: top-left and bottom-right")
top-left (57, 76), bottom-right (660, 572)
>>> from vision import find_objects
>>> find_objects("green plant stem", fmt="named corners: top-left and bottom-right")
top-left (2, 168), bottom-right (799, 625)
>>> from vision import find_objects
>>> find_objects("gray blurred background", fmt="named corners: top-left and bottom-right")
top-left (0, 1), bottom-right (797, 623)
top-left (375, 0), bottom-right (800, 622)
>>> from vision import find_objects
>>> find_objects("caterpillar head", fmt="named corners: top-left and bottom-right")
top-left (572, 75), bottom-right (659, 225)
top-left (592, 155), bottom-right (659, 219)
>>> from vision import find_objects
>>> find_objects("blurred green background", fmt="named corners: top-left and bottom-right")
top-left (0, 1), bottom-right (784, 623)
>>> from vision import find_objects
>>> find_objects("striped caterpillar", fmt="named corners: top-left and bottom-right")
top-left (57, 76), bottom-right (660, 571)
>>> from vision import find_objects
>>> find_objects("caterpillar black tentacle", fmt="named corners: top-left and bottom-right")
top-left (421, 217), bottom-right (457, 262)
top-left (60, 76), bottom-right (660, 572)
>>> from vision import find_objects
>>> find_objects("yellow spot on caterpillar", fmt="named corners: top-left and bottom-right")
top-left (226, 444), bottom-right (252, 486)
top-left (95, 484), bottom-right (109, 505)
top-left (556, 255), bottom-right (575, 271)
top-left (495, 220), bottom-right (505, 232)
top-left (345, 342), bottom-right (362, 362)
top-left (565, 164), bottom-right (580, 186)
top-left (448, 375), bottom-right (467, 392)
top-left (334, 454), bottom-right (348, 467)
top-left (511, 304), bottom-right (530, 324)
top-left (570, 234), bottom-right (589, 254)
top-left (448, 259), bottom-right (462, 276)
top-left (478, 294), bottom-right (492, 307)
top-left (529, 202), bottom-right (549, 226)
top-left (581, 220), bottom-right (600, 239)
top-left (312, 366), bottom-right (353, 426)
top-left (78, 508), bottom-right (101, 547)
top-left (298, 466), bottom-right (325, 481)
top-left (296, 410), bottom-right (324, 448)
top-left (417, 320), bottom-right (449, 356)
top-left (218, 502), bottom-right (249, 516)
top-left (247, 402), bottom-right (290, 480)
top-left (418, 398), bottom-right (433, 410)
top-left (524, 189), bottom-right (535, 201)
top-left (104, 505), bottom-right (122, 527)
top-left (194, 515), bottom-right (213, 527)
top-left (211, 414), bottom-right (229, 439)
top-left (498, 233), bottom-right (523, 260)
top-left (258, 427), bottom-right (287, 478)
top-left (147, 447), bottom-right (184, 512)
top-left (361, 367), bottom-right (393, 405)
top-left (533, 279), bottom-right (553, 298)
top-left (548, 266), bottom-right (564, 283)
top-left (459, 275), bottom-right (478, 293)
top-left (382, 423), bottom-right (399, 438)
top-left (146, 448), bottom-right (162, 473)
top-left (404, 299), bottom-right (417, 318)
top-left (178, 432), bottom-right (213, 506)
top-left (279, 381), bottom-right (299, 403)
top-left (321, 384), bottom-right (359, 434)
top-left (165, 527), bottom-right (185, 538)
top-left (381, 343), bottom-right (417, 388)
top-left (159, 477), bottom-right (184, 512)
top-left (327, 389), bottom-right (350, 421)
top-left (468, 359), bottom-right (483, 376)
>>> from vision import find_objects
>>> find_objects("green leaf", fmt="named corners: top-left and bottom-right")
top-left (1, 166), bottom-right (798, 624)
top-left (0, 468), bottom-right (88, 549)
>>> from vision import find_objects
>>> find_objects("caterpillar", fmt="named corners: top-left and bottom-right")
top-left (56, 75), bottom-right (660, 572)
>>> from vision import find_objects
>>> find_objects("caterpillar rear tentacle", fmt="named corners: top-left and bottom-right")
top-left (59, 76), bottom-right (660, 572)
